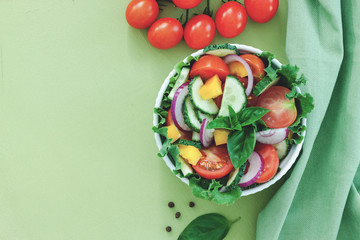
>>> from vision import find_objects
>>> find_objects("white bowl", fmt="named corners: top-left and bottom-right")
top-left (153, 44), bottom-right (305, 197)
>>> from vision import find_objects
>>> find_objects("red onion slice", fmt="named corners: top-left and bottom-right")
top-left (238, 151), bottom-right (264, 188)
top-left (200, 119), bottom-right (214, 148)
top-left (223, 54), bottom-right (254, 96)
top-left (171, 82), bottom-right (191, 132)
top-left (256, 128), bottom-right (289, 145)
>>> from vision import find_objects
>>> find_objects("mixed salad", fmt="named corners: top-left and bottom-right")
top-left (153, 44), bottom-right (314, 205)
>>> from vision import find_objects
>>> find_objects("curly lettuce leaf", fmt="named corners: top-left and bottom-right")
top-left (189, 175), bottom-right (242, 205)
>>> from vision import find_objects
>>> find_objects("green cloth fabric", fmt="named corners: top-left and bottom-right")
top-left (257, 0), bottom-right (360, 239)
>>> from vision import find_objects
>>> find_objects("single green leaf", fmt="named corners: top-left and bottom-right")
top-left (212, 186), bottom-right (242, 205)
top-left (238, 107), bottom-right (270, 126)
top-left (278, 64), bottom-right (299, 84)
top-left (168, 145), bottom-right (181, 170)
top-left (178, 213), bottom-right (238, 240)
top-left (291, 92), bottom-right (315, 127)
top-left (228, 106), bottom-right (238, 128)
top-left (227, 126), bottom-right (256, 168)
top-left (206, 117), bottom-right (232, 130)
top-left (153, 107), bottom-right (168, 127)
top-left (228, 106), bottom-right (242, 131)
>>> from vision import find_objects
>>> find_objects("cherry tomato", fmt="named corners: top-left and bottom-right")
top-left (244, 0), bottom-right (279, 23)
top-left (190, 55), bottom-right (230, 81)
top-left (166, 108), bottom-right (192, 140)
top-left (255, 143), bottom-right (279, 183)
top-left (193, 145), bottom-right (234, 179)
top-left (126, 0), bottom-right (159, 29)
top-left (184, 14), bottom-right (216, 50)
top-left (172, 0), bottom-right (202, 9)
top-left (148, 18), bottom-right (183, 49)
top-left (241, 54), bottom-right (265, 83)
top-left (257, 86), bottom-right (297, 128)
top-left (215, 1), bottom-right (247, 38)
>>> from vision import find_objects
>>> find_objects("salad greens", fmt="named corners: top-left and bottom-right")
top-left (178, 213), bottom-right (241, 240)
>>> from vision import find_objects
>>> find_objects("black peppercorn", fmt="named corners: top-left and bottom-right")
top-left (175, 212), bottom-right (181, 218)
top-left (166, 226), bottom-right (172, 232)
top-left (168, 202), bottom-right (175, 208)
top-left (189, 201), bottom-right (195, 207)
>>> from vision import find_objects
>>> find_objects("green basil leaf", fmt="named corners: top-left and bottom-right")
top-left (227, 126), bottom-right (256, 169)
top-left (228, 106), bottom-right (238, 127)
top-left (206, 117), bottom-right (232, 130)
top-left (178, 213), bottom-right (240, 240)
top-left (238, 107), bottom-right (270, 126)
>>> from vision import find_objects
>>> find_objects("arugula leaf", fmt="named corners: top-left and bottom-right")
top-left (206, 117), bottom-right (232, 130)
top-left (227, 126), bottom-right (256, 169)
top-left (238, 107), bottom-right (270, 126)
top-left (178, 213), bottom-right (241, 240)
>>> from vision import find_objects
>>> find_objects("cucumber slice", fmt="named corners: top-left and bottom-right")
top-left (183, 96), bottom-right (202, 132)
top-left (273, 140), bottom-right (289, 160)
top-left (204, 43), bottom-right (239, 57)
top-left (168, 67), bottom-right (190, 100)
top-left (189, 76), bottom-right (219, 115)
top-left (192, 131), bottom-right (200, 142)
top-left (178, 156), bottom-right (193, 177)
top-left (224, 162), bottom-right (247, 191)
top-left (195, 110), bottom-right (214, 123)
top-left (218, 76), bottom-right (247, 117)
top-left (252, 76), bottom-right (279, 96)
top-left (226, 168), bottom-right (239, 187)
top-left (175, 139), bottom-right (202, 149)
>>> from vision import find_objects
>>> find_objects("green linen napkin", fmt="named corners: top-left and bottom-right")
top-left (257, 0), bottom-right (360, 239)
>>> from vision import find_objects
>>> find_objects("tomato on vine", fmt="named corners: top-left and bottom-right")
top-left (184, 14), bottom-right (216, 49)
top-left (172, 0), bottom-right (203, 9)
top-left (126, 0), bottom-right (159, 29)
top-left (148, 18), bottom-right (183, 49)
top-left (244, 0), bottom-right (279, 23)
top-left (215, 1), bottom-right (247, 38)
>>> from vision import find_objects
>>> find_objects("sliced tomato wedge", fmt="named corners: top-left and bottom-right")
top-left (241, 54), bottom-right (265, 83)
top-left (190, 55), bottom-right (230, 81)
top-left (255, 143), bottom-right (279, 183)
top-left (193, 145), bottom-right (234, 179)
top-left (256, 86), bottom-right (297, 128)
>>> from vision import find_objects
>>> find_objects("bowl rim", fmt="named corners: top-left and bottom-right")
top-left (153, 43), bottom-right (306, 197)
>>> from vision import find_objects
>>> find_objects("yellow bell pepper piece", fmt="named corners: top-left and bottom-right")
top-left (228, 61), bottom-right (248, 78)
top-left (214, 129), bottom-right (230, 146)
top-left (166, 124), bottom-right (181, 143)
top-left (178, 145), bottom-right (202, 165)
top-left (198, 74), bottom-right (223, 100)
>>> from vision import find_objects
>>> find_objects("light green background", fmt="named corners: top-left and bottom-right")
top-left (0, 1), bottom-right (288, 239)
